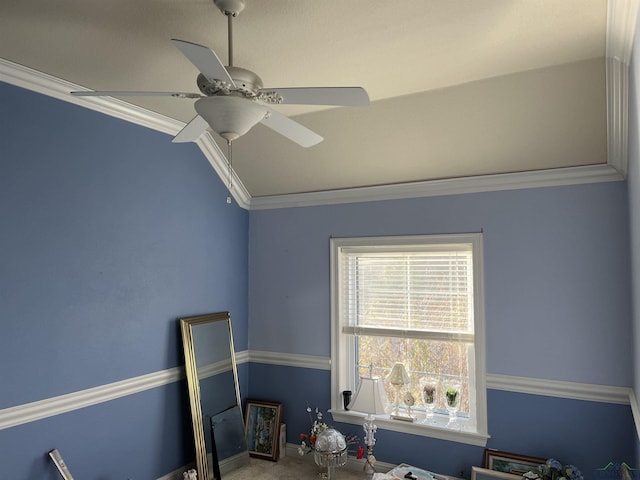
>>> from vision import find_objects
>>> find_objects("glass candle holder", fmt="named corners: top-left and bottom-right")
top-left (444, 383), bottom-right (461, 422)
top-left (419, 377), bottom-right (438, 423)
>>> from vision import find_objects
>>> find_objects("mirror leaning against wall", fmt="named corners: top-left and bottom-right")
top-left (181, 312), bottom-right (250, 480)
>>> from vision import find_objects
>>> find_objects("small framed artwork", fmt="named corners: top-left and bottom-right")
top-left (484, 449), bottom-right (545, 475)
top-left (472, 466), bottom-right (523, 480)
top-left (244, 399), bottom-right (282, 461)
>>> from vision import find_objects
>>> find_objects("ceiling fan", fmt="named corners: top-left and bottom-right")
top-left (71, 0), bottom-right (369, 148)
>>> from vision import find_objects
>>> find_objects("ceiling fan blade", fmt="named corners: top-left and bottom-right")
top-left (259, 87), bottom-right (369, 106)
top-left (70, 90), bottom-right (202, 98)
top-left (172, 115), bottom-right (210, 143)
top-left (261, 108), bottom-right (323, 147)
top-left (171, 39), bottom-right (236, 88)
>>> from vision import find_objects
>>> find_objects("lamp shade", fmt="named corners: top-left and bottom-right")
top-left (386, 362), bottom-right (411, 386)
top-left (348, 377), bottom-right (388, 415)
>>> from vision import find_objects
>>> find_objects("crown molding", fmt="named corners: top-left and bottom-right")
top-left (248, 0), bottom-right (636, 209)
top-left (0, 58), bottom-right (183, 136)
top-left (2, 0), bottom-right (637, 210)
top-left (249, 164), bottom-right (624, 210)
top-left (195, 133), bottom-right (252, 209)
top-left (605, 0), bottom-right (639, 177)
top-left (607, 57), bottom-right (629, 176)
top-left (607, 0), bottom-right (640, 64)
top-left (0, 58), bottom-right (251, 209)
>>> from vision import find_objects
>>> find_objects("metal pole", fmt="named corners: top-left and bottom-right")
top-left (227, 13), bottom-right (234, 66)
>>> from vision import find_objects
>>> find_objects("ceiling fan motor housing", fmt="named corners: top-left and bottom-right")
top-left (197, 66), bottom-right (263, 98)
top-left (213, 0), bottom-right (245, 16)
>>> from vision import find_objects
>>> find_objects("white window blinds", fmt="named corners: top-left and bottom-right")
top-left (340, 244), bottom-right (474, 342)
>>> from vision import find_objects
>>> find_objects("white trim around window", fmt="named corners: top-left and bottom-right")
top-left (330, 233), bottom-right (488, 447)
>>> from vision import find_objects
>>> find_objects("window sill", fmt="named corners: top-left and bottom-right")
top-left (330, 409), bottom-right (489, 447)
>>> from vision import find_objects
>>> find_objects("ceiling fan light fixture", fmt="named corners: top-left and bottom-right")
top-left (195, 96), bottom-right (267, 142)
top-left (70, 0), bottom-right (367, 148)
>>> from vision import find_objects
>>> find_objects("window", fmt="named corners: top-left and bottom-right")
top-left (330, 234), bottom-right (488, 446)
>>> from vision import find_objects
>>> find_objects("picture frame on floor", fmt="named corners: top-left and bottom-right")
top-left (244, 399), bottom-right (282, 461)
top-left (483, 449), bottom-right (545, 475)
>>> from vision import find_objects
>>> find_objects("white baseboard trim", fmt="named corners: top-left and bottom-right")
top-left (0, 350), bottom-right (632, 432)
top-left (157, 463), bottom-right (195, 480)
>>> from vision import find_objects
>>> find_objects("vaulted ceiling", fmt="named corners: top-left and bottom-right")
top-left (1, 0), bottom-right (637, 209)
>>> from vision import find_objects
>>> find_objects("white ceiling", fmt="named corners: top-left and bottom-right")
top-left (0, 0), bottom-right (628, 201)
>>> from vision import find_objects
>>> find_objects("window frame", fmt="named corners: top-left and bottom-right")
top-left (330, 233), bottom-right (488, 446)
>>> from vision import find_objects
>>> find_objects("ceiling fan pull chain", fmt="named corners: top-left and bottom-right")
top-left (226, 139), bottom-right (233, 204)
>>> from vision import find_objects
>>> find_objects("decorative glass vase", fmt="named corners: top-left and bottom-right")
top-left (444, 383), bottom-right (461, 423)
top-left (419, 376), bottom-right (438, 423)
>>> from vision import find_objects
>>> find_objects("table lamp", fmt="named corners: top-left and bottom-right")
top-left (348, 374), bottom-right (388, 479)
top-left (386, 362), bottom-right (412, 421)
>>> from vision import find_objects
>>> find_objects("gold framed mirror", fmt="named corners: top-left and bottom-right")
top-left (181, 312), bottom-right (249, 480)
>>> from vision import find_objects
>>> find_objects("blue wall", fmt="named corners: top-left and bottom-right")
top-left (0, 81), bottom-right (249, 478)
top-left (248, 182), bottom-right (634, 477)
top-left (4, 28), bottom-right (640, 477)
top-left (249, 185), bottom-right (632, 385)
top-left (627, 4), bottom-right (640, 469)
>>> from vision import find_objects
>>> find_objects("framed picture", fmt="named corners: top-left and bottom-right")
top-left (483, 449), bottom-right (545, 475)
top-left (244, 399), bottom-right (282, 460)
top-left (472, 466), bottom-right (523, 480)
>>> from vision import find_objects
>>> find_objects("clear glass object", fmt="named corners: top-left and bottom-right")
top-left (445, 382), bottom-right (461, 423)
top-left (419, 376), bottom-right (438, 423)
top-left (313, 428), bottom-right (347, 480)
